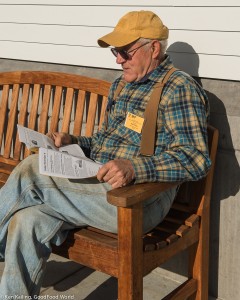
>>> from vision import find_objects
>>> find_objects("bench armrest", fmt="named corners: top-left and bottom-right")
top-left (107, 182), bottom-right (179, 208)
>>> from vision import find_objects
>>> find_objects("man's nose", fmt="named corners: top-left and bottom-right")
top-left (116, 53), bottom-right (126, 64)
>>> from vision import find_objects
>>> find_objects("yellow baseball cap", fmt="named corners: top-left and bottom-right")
top-left (98, 10), bottom-right (169, 48)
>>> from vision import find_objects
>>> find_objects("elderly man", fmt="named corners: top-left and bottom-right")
top-left (0, 10), bottom-right (211, 297)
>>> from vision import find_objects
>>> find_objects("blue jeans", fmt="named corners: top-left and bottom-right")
top-left (0, 154), bottom-right (177, 297)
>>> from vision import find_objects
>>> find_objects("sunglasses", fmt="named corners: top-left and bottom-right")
top-left (110, 41), bottom-right (151, 60)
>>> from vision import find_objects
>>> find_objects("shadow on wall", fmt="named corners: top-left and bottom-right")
top-left (167, 42), bottom-right (200, 78)
top-left (167, 42), bottom-right (240, 298)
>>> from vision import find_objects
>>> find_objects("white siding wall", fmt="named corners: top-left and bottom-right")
top-left (0, 0), bottom-right (239, 80)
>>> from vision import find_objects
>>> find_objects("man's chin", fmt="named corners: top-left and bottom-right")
top-left (123, 72), bottom-right (136, 83)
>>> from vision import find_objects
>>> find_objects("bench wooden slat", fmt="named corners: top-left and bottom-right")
top-left (156, 220), bottom-right (184, 234)
top-left (0, 156), bottom-right (20, 166)
top-left (0, 161), bottom-right (16, 174)
top-left (85, 92), bottom-right (98, 137)
top-left (171, 202), bottom-right (195, 213)
top-left (165, 208), bottom-right (191, 224)
top-left (143, 224), bottom-right (200, 275)
top-left (18, 84), bottom-right (30, 125)
top-left (61, 87), bottom-right (74, 133)
top-left (14, 84), bottom-right (30, 160)
top-left (143, 228), bottom-right (181, 251)
top-left (0, 71), bottom-right (111, 96)
top-left (144, 232), bottom-right (164, 250)
top-left (4, 84), bottom-right (20, 159)
top-left (49, 86), bottom-right (62, 133)
top-left (73, 90), bottom-right (86, 136)
top-left (143, 235), bottom-right (167, 251)
top-left (39, 84), bottom-right (51, 134)
top-left (143, 221), bottom-right (194, 250)
top-left (185, 214), bottom-right (200, 227)
top-left (0, 85), bottom-right (9, 148)
top-left (0, 173), bottom-right (10, 185)
top-left (166, 234), bottom-right (179, 244)
top-left (176, 224), bottom-right (190, 237)
top-left (28, 84), bottom-right (41, 130)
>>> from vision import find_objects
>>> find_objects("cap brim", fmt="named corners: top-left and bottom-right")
top-left (98, 31), bottom-right (139, 48)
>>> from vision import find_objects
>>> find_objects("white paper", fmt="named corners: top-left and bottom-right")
top-left (17, 124), bottom-right (57, 151)
top-left (17, 125), bottom-right (102, 179)
top-left (39, 148), bottom-right (102, 179)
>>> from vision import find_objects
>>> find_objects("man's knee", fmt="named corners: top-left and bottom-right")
top-left (8, 207), bottom-right (41, 237)
top-left (8, 206), bottom-right (63, 245)
top-left (9, 154), bottom-right (40, 187)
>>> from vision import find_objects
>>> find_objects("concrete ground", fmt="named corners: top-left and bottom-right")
top-left (0, 253), bottom-right (218, 299)
top-left (0, 253), bottom-right (186, 299)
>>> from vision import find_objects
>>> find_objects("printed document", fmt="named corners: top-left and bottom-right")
top-left (17, 125), bottom-right (102, 179)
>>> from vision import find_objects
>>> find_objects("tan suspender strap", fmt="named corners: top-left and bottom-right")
top-left (104, 68), bottom-right (177, 154)
top-left (113, 79), bottom-right (126, 100)
top-left (140, 67), bottom-right (178, 156)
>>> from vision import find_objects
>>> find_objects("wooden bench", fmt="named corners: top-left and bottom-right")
top-left (0, 71), bottom-right (218, 300)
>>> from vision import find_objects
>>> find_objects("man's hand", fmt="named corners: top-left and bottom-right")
top-left (47, 132), bottom-right (72, 147)
top-left (97, 159), bottom-right (135, 189)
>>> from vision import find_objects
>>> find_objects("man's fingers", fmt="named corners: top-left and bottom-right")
top-left (53, 134), bottom-right (63, 147)
top-left (46, 132), bottom-right (72, 147)
top-left (97, 164), bottom-right (109, 182)
top-left (97, 160), bottom-right (135, 189)
top-left (48, 132), bottom-right (62, 147)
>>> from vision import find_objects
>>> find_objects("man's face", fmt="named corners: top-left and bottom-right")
top-left (113, 41), bottom-right (156, 83)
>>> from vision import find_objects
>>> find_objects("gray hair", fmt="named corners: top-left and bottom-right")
top-left (138, 38), bottom-right (168, 59)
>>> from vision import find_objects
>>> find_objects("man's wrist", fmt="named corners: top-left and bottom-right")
top-left (70, 134), bottom-right (78, 144)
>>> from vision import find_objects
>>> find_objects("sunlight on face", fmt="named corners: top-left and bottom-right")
top-left (115, 42), bottom-right (154, 82)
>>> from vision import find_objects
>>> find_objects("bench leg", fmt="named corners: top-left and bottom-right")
top-left (117, 204), bottom-right (143, 300)
top-left (188, 212), bottom-right (210, 300)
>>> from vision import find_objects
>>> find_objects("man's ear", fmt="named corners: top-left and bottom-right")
top-left (151, 40), bottom-right (161, 58)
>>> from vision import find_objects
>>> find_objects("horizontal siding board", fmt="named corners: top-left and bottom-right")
top-left (168, 31), bottom-right (240, 57)
top-left (169, 52), bottom-right (239, 80)
top-left (0, 6), bottom-right (239, 31)
top-left (0, 23), bottom-right (239, 57)
top-left (0, 23), bottom-right (98, 47)
top-left (0, 0), bottom-right (239, 6)
top-left (0, 41), bottom-right (239, 81)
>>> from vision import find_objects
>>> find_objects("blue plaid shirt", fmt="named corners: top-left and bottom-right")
top-left (78, 56), bottom-right (211, 184)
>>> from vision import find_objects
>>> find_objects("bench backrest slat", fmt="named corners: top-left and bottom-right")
top-left (73, 90), bottom-right (86, 136)
top-left (85, 92), bottom-right (98, 137)
top-left (13, 84), bottom-right (30, 160)
top-left (4, 84), bottom-right (20, 159)
top-left (61, 87), bottom-right (74, 133)
top-left (28, 84), bottom-right (41, 130)
top-left (50, 86), bottom-right (63, 133)
top-left (39, 84), bottom-right (51, 134)
top-left (0, 85), bottom-right (9, 148)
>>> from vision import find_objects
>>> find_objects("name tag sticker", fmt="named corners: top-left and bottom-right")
top-left (125, 112), bottom-right (144, 133)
